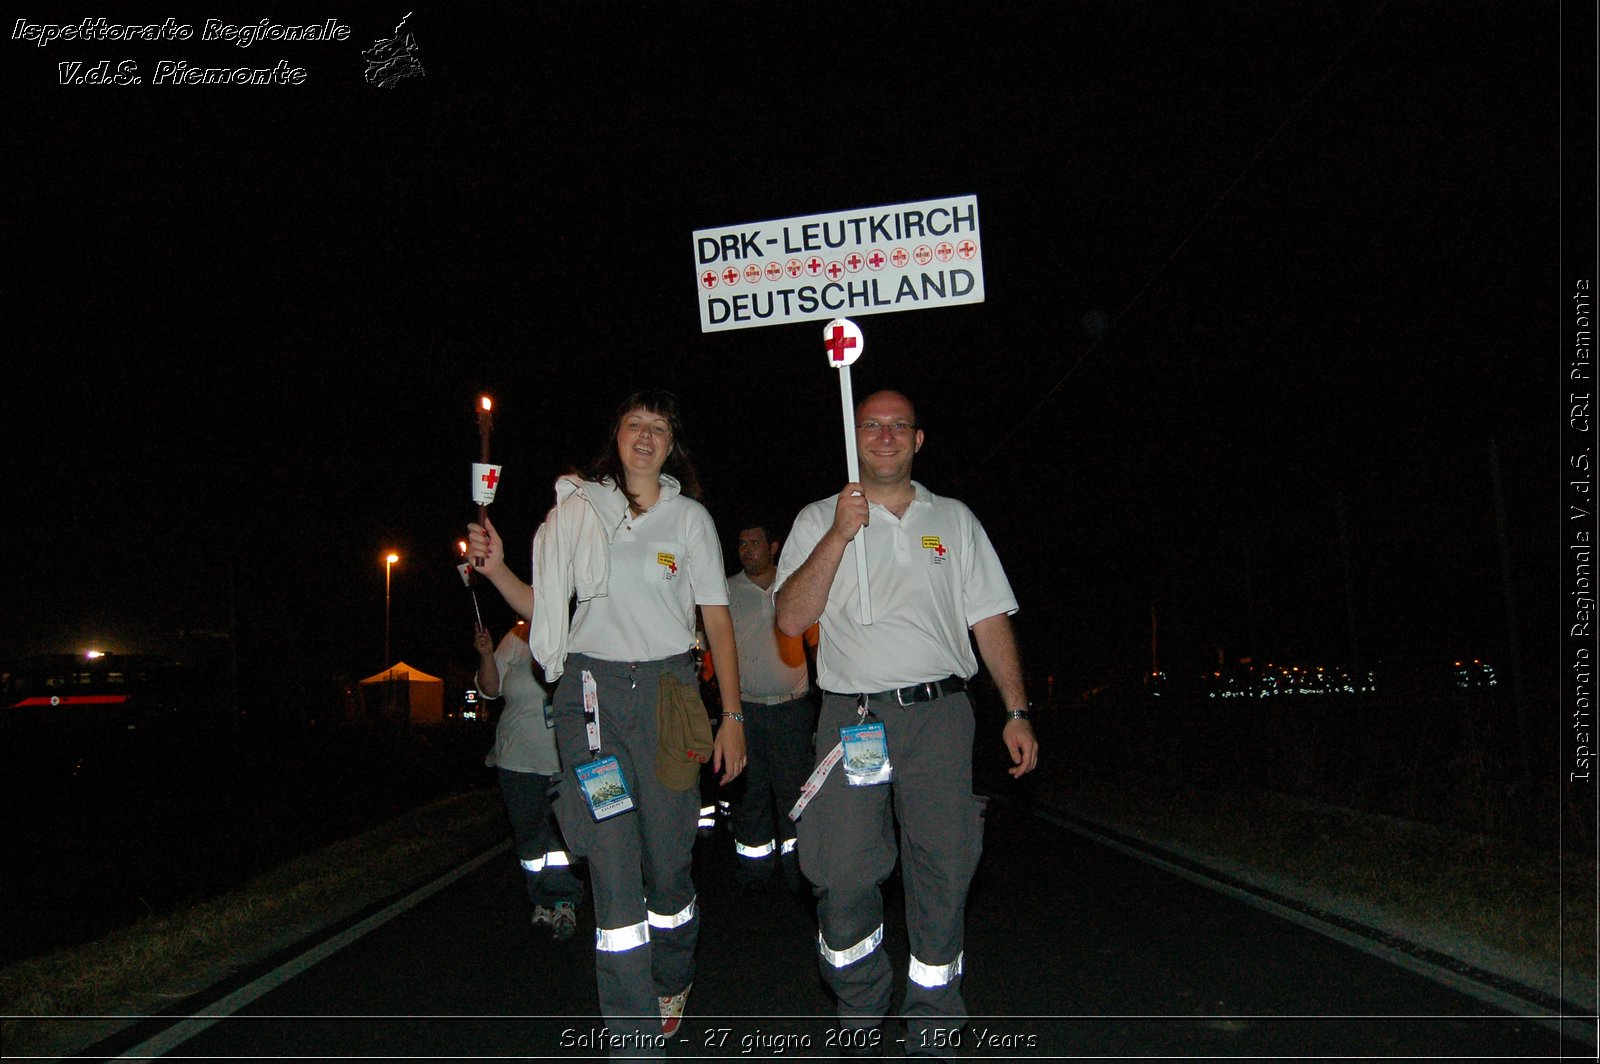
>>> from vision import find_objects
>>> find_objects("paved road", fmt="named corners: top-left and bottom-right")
top-left (87, 784), bottom-right (1587, 1060)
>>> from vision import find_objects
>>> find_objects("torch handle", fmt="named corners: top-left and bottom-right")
top-left (473, 406), bottom-right (493, 567)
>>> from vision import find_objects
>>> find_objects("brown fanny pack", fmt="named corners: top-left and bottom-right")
top-left (656, 672), bottom-right (713, 790)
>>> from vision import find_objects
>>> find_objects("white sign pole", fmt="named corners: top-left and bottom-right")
top-left (825, 317), bottom-right (872, 625)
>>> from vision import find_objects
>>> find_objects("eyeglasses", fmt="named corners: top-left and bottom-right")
top-left (855, 420), bottom-right (917, 436)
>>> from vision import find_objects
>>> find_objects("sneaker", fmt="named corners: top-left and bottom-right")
top-left (550, 901), bottom-right (578, 941)
top-left (531, 905), bottom-right (556, 930)
top-left (658, 982), bottom-right (692, 1040)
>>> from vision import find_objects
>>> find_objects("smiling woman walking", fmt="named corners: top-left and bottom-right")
top-left (467, 390), bottom-right (744, 1056)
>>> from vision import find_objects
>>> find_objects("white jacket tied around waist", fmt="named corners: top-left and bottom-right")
top-left (529, 474), bottom-right (630, 682)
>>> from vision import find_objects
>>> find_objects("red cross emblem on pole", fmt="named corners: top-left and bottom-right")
top-left (826, 323), bottom-right (857, 364)
top-left (481, 467), bottom-right (500, 491)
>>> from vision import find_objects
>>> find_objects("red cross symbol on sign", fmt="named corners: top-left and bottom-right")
top-left (845, 252), bottom-right (864, 272)
top-left (891, 247), bottom-right (909, 268)
top-left (700, 270), bottom-right (718, 289)
top-left (805, 257), bottom-right (824, 276)
top-left (914, 245), bottom-right (933, 265)
top-left (744, 264), bottom-right (762, 283)
top-left (826, 261), bottom-right (844, 280)
top-left (765, 261), bottom-right (782, 281)
top-left (481, 467), bottom-right (500, 491)
top-left (867, 250), bottom-right (886, 270)
top-left (826, 324), bottom-right (857, 363)
top-left (935, 242), bottom-right (954, 261)
top-left (722, 266), bottom-right (739, 285)
top-left (956, 239), bottom-right (977, 259)
top-left (786, 258), bottom-right (803, 278)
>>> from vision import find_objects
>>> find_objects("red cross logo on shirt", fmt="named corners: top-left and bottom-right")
top-left (933, 543), bottom-right (947, 558)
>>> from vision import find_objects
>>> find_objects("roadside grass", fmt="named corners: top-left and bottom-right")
top-left (1046, 775), bottom-right (1596, 976)
top-left (0, 788), bottom-right (506, 1060)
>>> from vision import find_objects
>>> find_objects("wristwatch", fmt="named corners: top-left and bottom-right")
top-left (1005, 704), bottom-right (1031, 721)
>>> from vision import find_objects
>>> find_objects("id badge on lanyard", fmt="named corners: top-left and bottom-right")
top-left (573, 670), bottom-right (635, 819)
top-left (841, 700), bottom-right (893, 786)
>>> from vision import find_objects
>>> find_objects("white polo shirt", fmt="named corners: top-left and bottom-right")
top-left (727, 570), bottom-right (810, 700)
top-left (773, 481), bottom-right (1017, 693)
top-left (481, 631), bottom-right (560, 776)
top-left (566, 478), bottom-right (730, 662)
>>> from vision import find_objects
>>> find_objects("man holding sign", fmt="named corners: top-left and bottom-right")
top-left (774, 389), bottom-right (1038, 1055)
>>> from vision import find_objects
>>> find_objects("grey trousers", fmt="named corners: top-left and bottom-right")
top-left (797, 690), bottom-right (985, 1054)
top-left (552, 652), bottom-right (700, 1055)
top-left (497, 767), bottom-right (583, 908)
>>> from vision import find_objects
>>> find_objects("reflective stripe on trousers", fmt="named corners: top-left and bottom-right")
top-left (908, 951), bottom-right (964, 988)
top-left (595, 919), bottom-right (650, 952)
top-left (818, 925), bottom-right (884, 968)
top-left (648, 895), bottom-right (698, 930)
top-left (520, 850), bottom-right (572, 873)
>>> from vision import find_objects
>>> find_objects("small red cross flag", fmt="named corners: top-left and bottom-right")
top-left (472, 463), bottom-right (504, 505)
top-left (824, 317), bottom-right (873, 624)
top-left (824, 318), bottom-right (864, 367)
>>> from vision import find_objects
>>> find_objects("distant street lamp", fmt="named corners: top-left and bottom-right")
top-left (384, 552), bottom-right (400, 675)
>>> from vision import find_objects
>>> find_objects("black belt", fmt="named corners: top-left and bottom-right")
top-left (833, 675), bottom-right (968, 706)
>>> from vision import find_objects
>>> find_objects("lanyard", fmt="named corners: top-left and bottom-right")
top-left (581, 669), bottom-right (601, 754)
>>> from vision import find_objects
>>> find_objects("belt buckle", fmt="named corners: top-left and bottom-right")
top-left (896, 682), bottom-right (930, 706)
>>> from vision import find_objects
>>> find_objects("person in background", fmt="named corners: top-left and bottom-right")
top-left (724, 520), bottom-right (817, 895)
top-left (475, 621), bottom-right (583, 940)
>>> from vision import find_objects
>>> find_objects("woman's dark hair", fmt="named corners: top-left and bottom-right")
top-left (583, 390), bottom-right (703, 510)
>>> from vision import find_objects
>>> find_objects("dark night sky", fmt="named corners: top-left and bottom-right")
top-left (2, 2), bottom-right (1583, 704)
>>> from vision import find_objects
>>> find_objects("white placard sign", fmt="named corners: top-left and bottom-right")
top-left (693, 195), bottom-right (985, 333)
